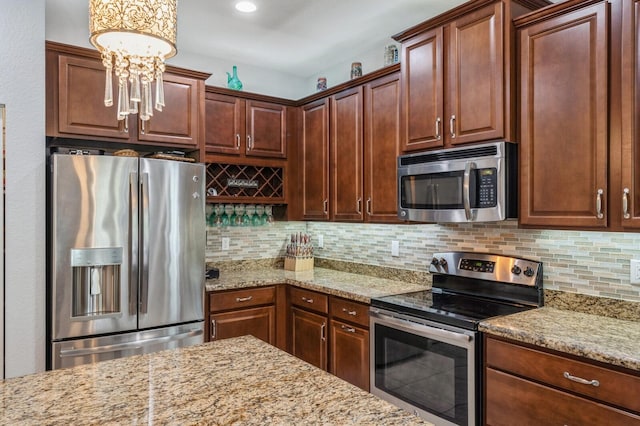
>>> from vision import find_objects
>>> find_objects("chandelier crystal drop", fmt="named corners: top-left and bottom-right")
top-left (89, 0), bottom-right (177, 122)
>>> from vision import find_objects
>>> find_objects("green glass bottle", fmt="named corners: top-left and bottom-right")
top-left (226, 65), bottom-right (243, 91)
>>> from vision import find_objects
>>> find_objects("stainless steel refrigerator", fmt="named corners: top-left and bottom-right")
top-left (48, 153), bottom-right (205, 370)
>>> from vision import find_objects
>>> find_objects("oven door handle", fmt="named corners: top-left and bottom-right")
top-left (371, 310), bottom-right (472, 345)
top-left (463, 161), bottom-right (476, 221)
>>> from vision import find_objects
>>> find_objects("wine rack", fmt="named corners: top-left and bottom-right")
top-left (206, 163), bottom-right (285, 203)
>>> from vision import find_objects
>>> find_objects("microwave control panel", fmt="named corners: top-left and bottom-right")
top-left (477, 168), bottom-right (497, 207)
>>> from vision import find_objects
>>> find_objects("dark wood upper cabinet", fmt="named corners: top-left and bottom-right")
top-left (395, 0), bottom-right (547, 152)
top-left (301, 98), bottom-right (330, 221)
top-left (330, 87), bottom-right (364, 222)
top-left (364, 72), bottom-right (402, 223)
top-left (518, 1), bottom-right (609, 229)
top-left (205, 89), bottom-right (287, 159)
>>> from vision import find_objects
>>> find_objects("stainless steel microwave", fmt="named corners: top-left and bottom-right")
top-left (397, 141), bottom-right (517, 223)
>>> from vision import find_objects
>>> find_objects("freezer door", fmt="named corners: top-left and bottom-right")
top-left (51, 154), bottom-right (139, 340)
top-left (51, 322), bottom-right (204, 369)
top-left (138, 158), bottom-right (205, 329)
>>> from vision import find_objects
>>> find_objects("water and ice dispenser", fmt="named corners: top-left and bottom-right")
top-left (70, 248), bottom-right (123, 317)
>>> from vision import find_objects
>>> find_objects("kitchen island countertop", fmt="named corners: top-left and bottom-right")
top-left (205, 267), bottom-right (430, 303)
top-left (0, 336), bottom-right (429, 425)
top-left (480, 307), bottom-right (640, 372)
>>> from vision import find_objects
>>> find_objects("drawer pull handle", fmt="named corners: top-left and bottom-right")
top-left (301, 297), bottom-right (314, 304)
top-left (342, 308), bottom-right (357, 316)
top-left (563, 371), bottom-right (600, 387)
top-left (341, 324), bottom-right (356, 333)
top-left (235, 296), bottom-right (253, 302)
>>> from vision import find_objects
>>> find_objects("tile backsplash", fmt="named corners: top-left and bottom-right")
top-left (206, 220), bottom-right (640, 302)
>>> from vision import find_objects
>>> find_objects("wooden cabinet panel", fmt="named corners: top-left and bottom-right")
top-left (447, 2), bottom-right (504, 145)
top-left (137, 73), bottom-right (201, 148)
top-left (209, 306), bottom-right (275, 345)
top-left (401, 27), bottom-right (444, 151)
top-left (486, 368), bottom-right (640, 426)
top-left (209, 286), bottom-right (276, 312)
top-left (289, 287), bottom-right (328, 314)
top-left (329, 297), bottom-right (370, 328)
top-left (486, 337), bottom-right (640, 412)
top-left (519, 2), bottom-right (609, 228)
top-left (364, 72), bottom-right (401, 223)
top-left (301, 99), bottom-right (330, 220)
top-left (291, 307), bottom-right (327, 370)
top-left (57, 54), bottom-right (128, 139)
top-left (330, 87), bottom-right (364, 222)
top-left (246, 100), bottom-right (287, 158)
top-left (621, 0), bottom-right (640, 229)
top-left (329, 319), bottom-right (369, 391)
top-left (205, 93), bottom-right (242, 155)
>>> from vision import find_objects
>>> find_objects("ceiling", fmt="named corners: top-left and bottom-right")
top-left (46, 0), bottom-right (469, 79)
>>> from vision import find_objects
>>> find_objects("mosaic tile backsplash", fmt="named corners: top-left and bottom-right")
top-left (206, 220), bottom-right (640, 302)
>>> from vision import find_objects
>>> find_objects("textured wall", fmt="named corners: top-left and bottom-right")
top-left (0, 0), bottom-right (47, 377)
top-left (207, 220), bottom-right (640, 302)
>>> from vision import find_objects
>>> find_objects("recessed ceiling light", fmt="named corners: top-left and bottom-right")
top-left (235, 1), bottom-right (257, 13)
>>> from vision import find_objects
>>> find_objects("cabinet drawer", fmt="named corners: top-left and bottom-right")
top-left (209, 286), bottom-right (276, 312)
top-left (330, 296), bottom-right (369, 327)
top-left (289, 287), bottom-right (328, 314)
top-left (486, 368), bottom-right (640, 426)
top-left (486, 337), bottom-right (640, 413)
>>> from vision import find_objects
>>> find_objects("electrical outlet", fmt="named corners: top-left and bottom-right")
top-left (317, 234), bottom-right (324, 248)
top-left (631, 259), bottom-right (640, 285)
top-left (221, 237), bottom-right (230, 251)
top-left (391, 240), bottom-right (400, 257)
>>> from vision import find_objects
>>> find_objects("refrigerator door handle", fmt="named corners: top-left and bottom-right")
top-left (139, 172), bottom-right (150, 314)
top-left (58, 328), bottom-right (204, 358)
top-left (129, 171), bottom-right (139, 316)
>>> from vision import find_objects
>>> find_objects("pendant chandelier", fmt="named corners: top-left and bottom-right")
top-left (89, 0), bottom-right (178, 122)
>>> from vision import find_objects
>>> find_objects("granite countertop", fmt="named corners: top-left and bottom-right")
top-left (205, 267), bottom-right (430, 303)
top-left (480, 307), bottom-right (640, 372)
top-left (0, 336), bottom-right (430, 425)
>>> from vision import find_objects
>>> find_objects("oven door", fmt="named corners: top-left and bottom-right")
top-left (370, 308), bottom-right (477, 426)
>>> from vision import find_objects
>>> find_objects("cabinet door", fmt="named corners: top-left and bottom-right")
top-left (621, 0), bottom-right (640, 229)
top-left (401, 27), bottom-right (444, 152)
top-left (519, 2), bottom-right (609, 228)
top-left (137, 73), bottom-right (201, 148)
top-left (57, 55), bottom-right (128, 139)
top-left (209, 306), bottom-right (276, 345)
top-left (291, 307), bottom-right (327, 371)
top-left (485, 368), bottom-right (640, 426)
top-left (301, 99), bottom-right (330, 220)
top-left (330, 87), bottom-right (363, 222)
top-left (447, 2), bottom-right (504, 145)
top-left (245, 100), bottom-right (287, 158)
top-left (205, 93), bottom-right (243, 155)
top-left (364, 72), bottom-right (401, 223)
top-left (329, 320), bottom-right (369, 391)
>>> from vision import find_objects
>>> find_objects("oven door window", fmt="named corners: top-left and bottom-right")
top-left (374, 323), bottom-right (469, 425)
top-left (400, 171), bottom-right (476, 210)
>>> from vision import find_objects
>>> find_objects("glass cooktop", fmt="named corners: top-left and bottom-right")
top-left (370, 289), bottom-right (535, 330)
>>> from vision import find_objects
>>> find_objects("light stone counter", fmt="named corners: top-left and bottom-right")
top-left (0, 336), bottom-right (430, 425)
top-left (205, 267), bottom-right (431, 304)
top-left (480, 307), bottom-right (640, 372)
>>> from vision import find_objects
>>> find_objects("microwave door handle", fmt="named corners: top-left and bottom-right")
top-left (139, 172), bottom-right (150, 314)
top-left (463, 162), bottom-right (476, 221)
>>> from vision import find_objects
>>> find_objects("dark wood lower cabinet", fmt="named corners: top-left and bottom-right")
top-left (329, 319), bottom-right (369, 391)
top-left (209, 306), bottom-right (275, 345)
top-left (291, 306), bottom-right (328, 371)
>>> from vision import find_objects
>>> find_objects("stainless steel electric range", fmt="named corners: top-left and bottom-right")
top-left (370, 252), bottom-right (543, 426)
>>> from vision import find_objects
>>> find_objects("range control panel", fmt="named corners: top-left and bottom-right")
top-left (429, 252), bottom-right (542, 287)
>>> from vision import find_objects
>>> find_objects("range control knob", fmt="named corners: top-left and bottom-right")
top-left (511, 265), bottom-right (522, 275)
top-left (439, 258), bottom-right (448, 267)
top-left (524, 267), bottom-right (535, 277)
top-left (431, 257), bottom-right (440, 266)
